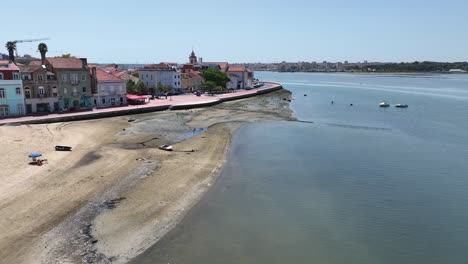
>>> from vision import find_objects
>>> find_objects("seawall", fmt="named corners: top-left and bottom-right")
top-left (1, 83), bottom-right (283, 125)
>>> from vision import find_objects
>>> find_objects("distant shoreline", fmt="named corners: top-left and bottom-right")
top-left (258, 70), bottom-right (468, 75)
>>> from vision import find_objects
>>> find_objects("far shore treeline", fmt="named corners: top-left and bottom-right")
top-left (349, 61), bottom-right (468, 73)
top-left (249, 61), bottom-right (468, 73)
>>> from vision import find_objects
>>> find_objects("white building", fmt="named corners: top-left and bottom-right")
top-left (226, 66), bottom-right (253, 89)
top-left (139, 63), bottom-right (182, 93)
top-left (92, 69), bottom-right (127, 108)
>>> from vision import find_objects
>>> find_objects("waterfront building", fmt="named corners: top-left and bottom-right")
top-left (180, 66), bottom-right (204, 92)
top-left (0, 60), bottom-right (25, 117)
top-left (91, 68), bottom-right (127, 108)
top-left (226, 66), bottom-right (253, 89)
top-left (47, 58), bottom-right (93, 111)
top-left (139, 63), bottom-right (181, 93)
top-left (19, 61), bottom-right (60, 114)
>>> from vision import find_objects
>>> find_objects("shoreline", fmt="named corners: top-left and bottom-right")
top-left (0, 87), bottom-right (294, 263)
top-left (0, 83), bottom-right (283, 126)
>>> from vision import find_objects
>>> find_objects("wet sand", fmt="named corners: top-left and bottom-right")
top-left (0, 89), bottom-right (293, 263)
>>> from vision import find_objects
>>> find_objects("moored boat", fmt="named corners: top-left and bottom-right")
top-left (395, 104), bottom-right (408, 108)
top-left (379, 101), bottom-right (390, 107)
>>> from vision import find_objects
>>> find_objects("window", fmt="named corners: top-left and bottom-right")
top-left (0, 73), bottom-right (3, 80)
top-left (38, 75), bottom-right (44, 82)
top-left (0, 106), bottom-right (9, 117)
top-left (111, 98), bottom-right (116, 105)
top-left (81, 74), bottom-right (86, 81)
top-left (174, 82), bottom-right (177, 86)
top-left (39, 87), bottom-right (45, 95)
top-left (16, 87), bottom-right (21, 95)
top-left (23, 74), bottom-right (31, 81)
top-left (17, 104), bottom-right (24, 115)
top-left (24, 88), bottom-right (31, 99)
top-left (72, 87), bottom-right (78, 96)
top-left (0, 88), bottom-right (5, 98)
top-left (62, 74), bottom-right (67, 82)
top-left (52, 87), bottom-right (58, 97)
top-left (71, 74), bottom-right (79, 84)
top-left (101, 98), bottom-right (106, 104)
top-left (64, 88), bottom-right (68, 94)
top-left (82, 87), bottom-right (86, 93)
top-left (13, 73), bottom-right (19, 80)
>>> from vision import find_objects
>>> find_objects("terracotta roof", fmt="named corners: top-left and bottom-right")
top-left (95, 69), bottom-right (124, 81)
top-left (188, 70), bottom-right (203, 79)
top-left (29, 60), bottom-right (43, 66)
top-left (142, 63), bottom-right (173, 70)
top-left (0, 60), bottom-right (20, 71)
top-left (47, 57), bottom-right (84, 69)
top-left (17, 63), bottom-right (41, 72)
top-left (227, 66), bottom-right (246, 72)
top-left (203, 62), bottom-right (229, 70)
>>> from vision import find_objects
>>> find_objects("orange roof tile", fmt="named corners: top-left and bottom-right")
top-left (95, 69), bottom-right (123, 81)
top-left (227, 66), bottom-right (246, 72)
top-left (47, 57), bottom-right (84, 69)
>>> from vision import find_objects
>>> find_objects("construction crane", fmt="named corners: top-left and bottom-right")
top-left (11, 37), bottom-right (50, 56)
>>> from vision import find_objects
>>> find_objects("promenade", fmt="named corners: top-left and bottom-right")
top-left (0, 82), bottom-right (282, 125)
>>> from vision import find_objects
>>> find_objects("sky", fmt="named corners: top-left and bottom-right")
top-left (3, 0), bottom-right (468, 64)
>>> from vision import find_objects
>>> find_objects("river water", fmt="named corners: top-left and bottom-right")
top-left (132, 72), bottom-right (468, 264)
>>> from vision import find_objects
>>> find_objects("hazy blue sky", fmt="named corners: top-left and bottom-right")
top-left (4, 0), bottom-right (468, 63)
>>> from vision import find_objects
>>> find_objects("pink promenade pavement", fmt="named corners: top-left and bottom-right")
top-left (0, 82), bottom-right (283, 125)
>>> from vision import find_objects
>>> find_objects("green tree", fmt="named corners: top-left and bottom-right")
top-left (37, 43), bottom-right (48, 61)
top-left (55, 53), bottom-right (74, 58)
top-left (203, 81), bottom-right (217, 95)
top-left (5, 41), bottom-right (16, 62)
top-left (135, 81), bottom-right (148, 95)
top-left (202, 68), bottom-right (230, 88)
top-left (126, 79), bottom-right (137, 94)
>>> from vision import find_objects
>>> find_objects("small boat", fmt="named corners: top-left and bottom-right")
top-left (379, 101), bottom-right (390, 107)
top-left (55, 145), bottom-right (72, 151)
top-left (159, 144), bottom-right (173, 151)
top-left (395, 104), bottom-right (408, 108)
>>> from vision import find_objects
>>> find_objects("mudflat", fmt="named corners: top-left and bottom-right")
top-left (0, 89), bottom-right (293, 264)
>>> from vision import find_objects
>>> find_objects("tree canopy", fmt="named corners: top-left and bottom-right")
top-left (126, 80), bottom-right (148, 95)
top-left (202, 68), bottom-right (230, 88)
top-left (55, 53), bottom-right (75, 58)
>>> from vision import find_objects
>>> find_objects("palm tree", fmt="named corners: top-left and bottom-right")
top-left (37, 43), bottom-right (48, 61)
top-left (5, 41), bottom-right (16, 62)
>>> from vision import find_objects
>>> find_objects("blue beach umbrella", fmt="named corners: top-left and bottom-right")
top-left (28, 152), bottom-right (42, 158)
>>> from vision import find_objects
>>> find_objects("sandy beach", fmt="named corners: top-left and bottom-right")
top-left (0, 89), bottom-right (294, 264)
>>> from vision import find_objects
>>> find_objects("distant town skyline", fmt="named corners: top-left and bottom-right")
top-left (3, 0), bottom-right (468, 64)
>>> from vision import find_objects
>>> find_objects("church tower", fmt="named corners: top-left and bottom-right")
top-left (189, 49), bottom-right (198, 64)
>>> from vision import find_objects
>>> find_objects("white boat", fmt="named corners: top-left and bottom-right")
top-left (159, 144), bottom-right (173, 151)
top-left (379, 101), bottom-right (390, 107)
top-left (395, 104), bottom-right (408, 108)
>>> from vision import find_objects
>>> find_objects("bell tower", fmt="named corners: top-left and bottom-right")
top-left (189, 49), bottom-right (197, 64)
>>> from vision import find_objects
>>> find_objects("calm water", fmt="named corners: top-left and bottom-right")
top-left (132, 72), bottom-right (468, 264)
